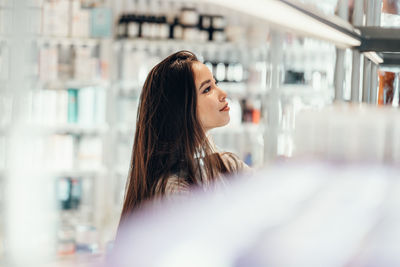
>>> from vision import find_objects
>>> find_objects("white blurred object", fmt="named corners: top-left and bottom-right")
top-left (109, 162), bottom-right (400, 267)
top-left (293, 104), bottom-right (400, 163)
top-left (77, 136), bottom-right (103, 170)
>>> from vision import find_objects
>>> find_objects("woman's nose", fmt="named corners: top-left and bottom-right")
top-left (218, 87), bottom-right (227, 101)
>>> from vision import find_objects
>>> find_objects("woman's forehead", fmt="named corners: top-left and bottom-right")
top-left (192, 62), bottom-right (213, 85)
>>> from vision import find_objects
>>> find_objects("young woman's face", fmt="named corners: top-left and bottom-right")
top-left (193, 62), bottom-right (230, 131)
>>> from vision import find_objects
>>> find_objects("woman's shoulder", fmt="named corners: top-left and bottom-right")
top-left (165, 175), bottom-right (191, 194)
top-left (219, 152), bottom-right (251, 174)
top-left (155, 174), bottom-right (191, 197)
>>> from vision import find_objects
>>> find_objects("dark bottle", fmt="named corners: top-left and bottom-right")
top-left (141, 15), bottom-right (151, 38)
top-left (127, 14), bottom-right (140, 38)
top-left (70, 178), bottom-right (82, 210)
top-left (137, 14), bottom-right (146, 38)
top-left (117, 14), bottom-right (128, 39)
top-left (58, 177), bottom-right (72, 210)
top-left (159, 16), bottom-right (169, 39)
top-left (170, 17), bottom-right (182, 39)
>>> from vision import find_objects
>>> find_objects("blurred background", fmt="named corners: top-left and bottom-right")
top-left (0, 0), bottom-right (400, 266)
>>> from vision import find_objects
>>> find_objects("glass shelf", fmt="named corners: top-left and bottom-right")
top-left (3, 124), bottom-right (109, 136)
top-left (0, 169), bottom-right (107, 179)
top-left (35, 37), bottom-right (102, 47)
top-left (114, 38), bottom-right (268, 53)
top-left (41, 124), bottom-right (109, 136)
top-left (32, 79), bottom-right (110, 90)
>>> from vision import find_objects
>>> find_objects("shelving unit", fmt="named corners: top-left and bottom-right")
top-left (36, 37), bottom-right (102, 47)
top-left (4, 1), bottom-right (400, 265)
top-left (1, 0), bottom-right (340, 259)
top-left (357, 27), bottom-right (400, 52)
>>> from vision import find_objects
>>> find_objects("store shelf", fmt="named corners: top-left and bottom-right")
top-left (35, 37), bottom-right (102, 47)
top-left (116, 81), bottom-right (266, 99)
top-left (278, 84), bottom-right (334, 95)
top-left (357, 27), bottom-right (400, 53)
top-left (43, 124), bottom-right (109, 135)
top-left (0, 169), bottom-right (105, 179)
top-left (4, 124), bottom-right (110, 136)
top-left (380, 52), bottom-right (400, 66)
top-left (2, 124), bottom-right (109, 135)
top-left (114, 38), bottom-right (268, 52)
top-left (33, 79), bottom-right (110, 90)
top-left (48, 169), bottom-right (107, 178)
top-left (206, 0), bottom-right (360, 48)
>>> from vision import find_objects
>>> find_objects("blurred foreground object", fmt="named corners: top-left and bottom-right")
top-left (109, 160), bottom-right (399, 267)
top-left (293, 103), bottom-right (400, 163)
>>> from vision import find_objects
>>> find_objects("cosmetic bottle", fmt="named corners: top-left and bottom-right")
top-left (171, 17), bottom-right (182, 39)
top-left (127, 14), bottom-right (139, 38)
top-left (180, 6), bottom-right (199, 41)
top-left (117, 14), bottom-right (128, 39)
top-left (159, 16), bottom-right (169, 39)
top-left (215, 62), bottom-right (226, 83)
top-left (179, 7), bottom-right (199, 27)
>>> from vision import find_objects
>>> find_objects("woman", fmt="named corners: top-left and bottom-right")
top-left (120, 50), bottom-right (250, 220)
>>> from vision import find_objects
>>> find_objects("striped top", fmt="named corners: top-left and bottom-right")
top-left (155, 152), bottom-right (251, 198)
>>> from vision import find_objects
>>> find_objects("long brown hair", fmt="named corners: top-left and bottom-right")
top-left (120, 51), bottom-right (230, 221)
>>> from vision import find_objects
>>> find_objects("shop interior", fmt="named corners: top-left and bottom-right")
top-left (1, 0), bottom-right (400, 266)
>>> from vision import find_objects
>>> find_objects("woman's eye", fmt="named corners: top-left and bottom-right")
top-left (203, 86), bottom-right (211, 93)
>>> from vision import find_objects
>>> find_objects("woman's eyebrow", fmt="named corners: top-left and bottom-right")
top-left (199, 79), bottom-right (211, 90)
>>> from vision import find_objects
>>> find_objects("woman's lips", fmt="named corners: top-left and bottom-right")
top-left (220, 104), bottom-right (230, 112)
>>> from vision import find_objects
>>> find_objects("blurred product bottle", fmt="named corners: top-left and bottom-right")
top-left (284, 70), bottom-right (305, 84)
top-left (180, 7), bottom-right (199, 27)
top-left (67, 88), bottom-right (78, 123)
top-left (117, 14), bottom-right (128, 39)
top-left (170, 16), bottom-right (183, 39)
top-left (58, 46), bottom-right (73, 81)
top-left (70, 178), bottom-right (82, 209)
top-left (199, 14), bottom-right (212, 41)
top-left (58, 177), bottom-right (72, 210)
top-left (225, 15), bottom-right (246, 43)
top-left (215, 62), bottom-right (226, 82)
top-left (75, 225), bottom-right (99, 254)
top-left (57, 224), bottom-right (76, 256)
top-left (381, 0), bottom-right (400, 26)
top-left (378, 71), bottom-right (396, 105)
top-left (210, 15), bottom-right (226, 42)
top-left (242, 99), bottom-right (261, 124)
top-left (228, 99), bottom-right (242, 126)
top-left (204, 60), bottom-right (213, 73)
top-left (180, 7), bottom-right (199, 41)
top-left (127, 14), bottom-right (140, 38)
top-left (58, 177), bottom-right (82, 210)
top-left (382, 0), bottom-right (400, 14)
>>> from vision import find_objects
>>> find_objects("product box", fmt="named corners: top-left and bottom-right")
top-left (67, 88), bottom-right (78, 123)
top-left (90, 8), bottom-right (112, 38)
top-left (39, 47), bottom-right (58, 82)
top-left (71, 10), bottom-right (90, 38)
top-left (78, 87), bottom-right (96, 125)
top-left (42, 0), bottom-right (69, 36)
